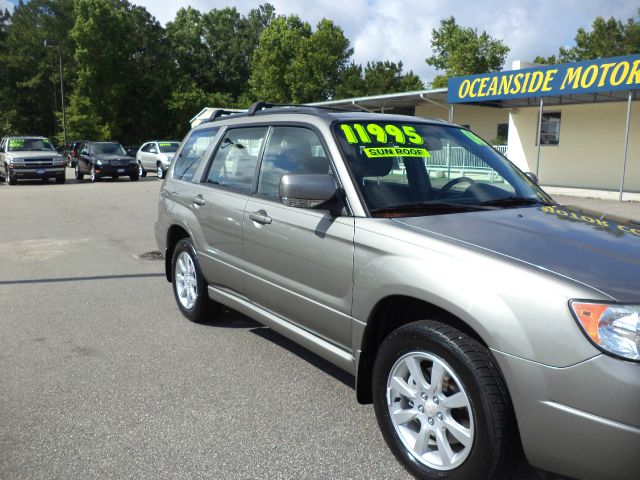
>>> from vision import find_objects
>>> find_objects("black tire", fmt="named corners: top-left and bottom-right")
top-left (171, 238), bottom-right (221, 323)
top-left (157, 163), bottom-right (165, 179)
top-left (130, 172), bottom-right (139, 181)
top-left (90, 165), bottom-right (99, 182)
top-left (7, 172), bottom-right (16, 185)
top-left (372, 320), bottom-right (517, 480)
top-left (138, 162), bottom-right (146, 178)
top-left (56, 176), bottom-right (66, 184)
top-left (75, 164), bottom-right (84, 180)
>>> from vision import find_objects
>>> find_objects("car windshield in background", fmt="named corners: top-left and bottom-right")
top-left (8, 138), bottom-right (55, 152)
top-left (158, 142), bottom-right (179, 153)
top-left (92, 143), bottom-right (126, 155)
top-left (333, 122), bottom-right (553, 217)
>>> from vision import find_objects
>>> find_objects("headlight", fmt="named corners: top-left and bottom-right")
top-left (96, 159), bottom-right (104, 166)
top-left (9, 158), bottom-right (24, 166)
top-left (54, 157), bottom-right (66, 166)
top-left (570, 301), bottom-right (640, 361)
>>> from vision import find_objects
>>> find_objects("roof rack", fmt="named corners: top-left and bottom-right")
top-left (206, 109), bottom-right (245, 122)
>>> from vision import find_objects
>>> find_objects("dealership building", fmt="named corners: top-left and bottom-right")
top-left (314, 54), bottom-right (640, 200)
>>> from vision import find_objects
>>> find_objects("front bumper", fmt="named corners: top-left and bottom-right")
top-left (8, 166), bottom-right (65, 179)
top-left (95, 164), bottom-right (137, 177)
top-left (493, 350), bottom-right (640, 479)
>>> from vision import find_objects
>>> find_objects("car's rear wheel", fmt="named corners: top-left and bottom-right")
top-left (373, 320), bottom-right (517, 480)
top-left (172, 238), bottom-right (221, 323)
top-left (130, 172), bottom-right (139, 181)
top-left (157, 163), bottom-right (165, 179)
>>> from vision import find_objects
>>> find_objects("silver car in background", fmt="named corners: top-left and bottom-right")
top-left (136, 140), bottom-right (180, 179)
top-left (155, 104), bottom-right (640, 480)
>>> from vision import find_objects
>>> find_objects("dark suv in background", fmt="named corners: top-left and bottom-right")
top-left (75, 141), bottom-right (139, 182)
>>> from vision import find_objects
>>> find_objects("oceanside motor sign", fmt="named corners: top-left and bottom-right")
top-left (447, 54), bottom-right (640, 103)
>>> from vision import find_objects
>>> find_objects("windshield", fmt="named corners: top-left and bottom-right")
top-left (158, 142), bottom-right (179, 153)
top-left (91, 143), bottom-right (126, 155)
top-left (8, 137), bottom-right (55, 152)
top-left (333, 121), bottom-right (553, 217)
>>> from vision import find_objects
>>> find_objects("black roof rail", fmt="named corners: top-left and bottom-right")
top-left (206, 109), bottom-right (245, 122)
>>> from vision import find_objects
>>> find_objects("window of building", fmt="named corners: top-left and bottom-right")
top-left (173, 127), bottom-right (219, 182)
top-left (206, 127), bottom-right (267, 192)
top-left (538, 112), bottom-right (561, 145)
top-left (496, 123), bottom-right (509, 144)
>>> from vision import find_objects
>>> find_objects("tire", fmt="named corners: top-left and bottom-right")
top-left (138, 162), bottom-right (146, 178)
top-left (171, 238), bottom-right (221, 323)
top-left (130, 172), bottom-right (139, 181)
top-left (90, 165), bottom-right (99, 182)
top-left (56, 176), bottom-right (66, 184)
top-left (372, 320), bottom-right (517, 480)
top-left (7, 171), bottom-right (16, 185)
top-left (75, 164), bottom-right (84, 180)
top-left (157, 163), bottom-right (165, 179)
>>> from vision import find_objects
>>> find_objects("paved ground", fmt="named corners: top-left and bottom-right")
top-left (1, 170), bottom-right (623, 479)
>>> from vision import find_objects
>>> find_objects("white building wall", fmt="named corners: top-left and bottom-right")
top-left (509, 101), bottom-right (640, 192)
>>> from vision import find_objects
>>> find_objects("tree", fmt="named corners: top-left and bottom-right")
top-left (249, 15), bottom-right (352, 103)
top-left (426, 16), bottom-right (509, 88)
top-left (534, 14), bottom-right (640, 64)
top-left (0, 0), bottom-right (76, 139)
top-left (334, 61), bottom-right (424, 99)
top-left (68, 0), bottom-right (174, 144)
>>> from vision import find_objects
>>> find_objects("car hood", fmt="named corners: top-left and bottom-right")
top-left (6, 151), bottom-right (61, 159)
top-left (394, 204), bottom-right (640, 302)
top-left (94, 154), bottom-right (134, 161)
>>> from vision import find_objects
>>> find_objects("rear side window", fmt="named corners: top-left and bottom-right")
top-left (174, 128), bottom-right (219, 182)
top-left (205, 127), bottom-right (267, 193)
top-left (257, 126), bottom-right (331, 198)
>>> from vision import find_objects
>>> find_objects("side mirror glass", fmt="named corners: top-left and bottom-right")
top-left (525, 172), bottom-right (539, 184)
top-left (279, 174), bottom-right (338, 209)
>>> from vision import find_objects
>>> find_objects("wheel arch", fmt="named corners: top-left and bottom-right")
top-left (165, 224), bottom-right (191, 282)
top-left (355, 295), bottom-right (490, 405)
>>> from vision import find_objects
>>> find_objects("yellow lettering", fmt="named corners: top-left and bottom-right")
top-left (560, 67), bottom-right (582, 90)
top-left (528, 71), bottom-right (545, 93)
top-left (499, 75), bottom-right (512, 95)
top-left (595, 219), bottom-right (609, 227)
top-left (487, 76), bottom-right (498, 96)
top-left (610, 61), bottom-right (629, 86)
top-left (458, 79), bottom-right (471, 98)
top-left (478, 77), bottom-right (489, 97)
top-left (469, 78), bottom-right (481, 97)
top-left (540, 206), bottom-right (556, 213)
top-left (556, 210), bottom-right (568, 217)
top-left (541, 69), bottom-right (557, 92)
top-left (521, 72), bottom-right (532, 92)
top-left (597, 63), bottom-right (616, 87)
top-left (510, 73), bottom-right (523, 94)
top-left (580, 65), bottom-right (598, 88)
top-left (626, 59), bottom-right (640, 86)
top-left (580, 215), bottom-right (595, 224)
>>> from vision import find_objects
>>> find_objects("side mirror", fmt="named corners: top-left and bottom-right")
top-left (525, 172), bottom-right (539, 184)
top-left (280, 174), bottom-right (338, 209)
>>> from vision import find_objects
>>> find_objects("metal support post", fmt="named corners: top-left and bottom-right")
top-left (619, 91), bottom-right (633, 202)
top-left (535, 98), bottom-right (544, 178)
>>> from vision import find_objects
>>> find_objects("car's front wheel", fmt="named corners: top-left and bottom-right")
top-left (90, 165), bottom-right (99, 182)
top-left (172, 238), bottom-right (221, 323)
top-left (373, 320), bottom-right (517, 480)
top-left (75, 164), bottom-right (84, 180)
top-left (138, 162), bottom-right (146, 178)
top-left (157, 163), bottom-right (165, 179)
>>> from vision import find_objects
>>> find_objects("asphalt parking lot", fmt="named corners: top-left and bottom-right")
top-left (1, 170), bottom-right (634, 479)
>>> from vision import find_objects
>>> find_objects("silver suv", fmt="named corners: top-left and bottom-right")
top-left (155, 103), bottom-right (639, 480)
top-left (1, 136), bottom-right (67, 184)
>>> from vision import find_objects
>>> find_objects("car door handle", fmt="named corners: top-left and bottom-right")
top-left (249, 210), bottom-right (272, 225)
top-left (191, 194), bottom-right (206, 206)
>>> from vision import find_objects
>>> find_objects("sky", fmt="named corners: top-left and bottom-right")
top-left (2, 0), bottom-right (637, 83)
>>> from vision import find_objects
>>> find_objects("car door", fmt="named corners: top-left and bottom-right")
top-left (192, 126), bottom-right (268, 295)
top-left (242, 126), bottom-right (355, 350)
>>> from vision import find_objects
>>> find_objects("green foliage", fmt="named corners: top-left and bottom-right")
top-left (167, 83), bottom-right (233, 138)
top-left (249, 15), bottom-right (353, 103)
top-left (334, 61), bottom-right (424, 99)
top-left (426, 16), bottom-right (509, 88)
top-left (534, 15), bottom-right (640, 65)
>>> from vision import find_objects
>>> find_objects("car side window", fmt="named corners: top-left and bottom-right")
top-left (205, 127), bottom-right (267, 193)
top-left (173, 127), bottom-right (219, 182)
top-left (149, 144), bottom-right (158, 154)
top-left (257, 126), bottom-right (331, 198)
top-left (141, 143), bottom-right (150, 153)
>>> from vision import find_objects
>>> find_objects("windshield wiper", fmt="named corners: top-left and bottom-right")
top-left (478, 197), bottom-right (551, 207)
top-left (370, 201), bottom-right (494, 214)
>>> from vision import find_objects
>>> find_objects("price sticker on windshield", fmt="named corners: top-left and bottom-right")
top-left (340, 123), bottom-right (425, 145)
top-left (8, 139), bottom-right (24, 148)
top-left (159, 142), bottom-right (173, 147)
